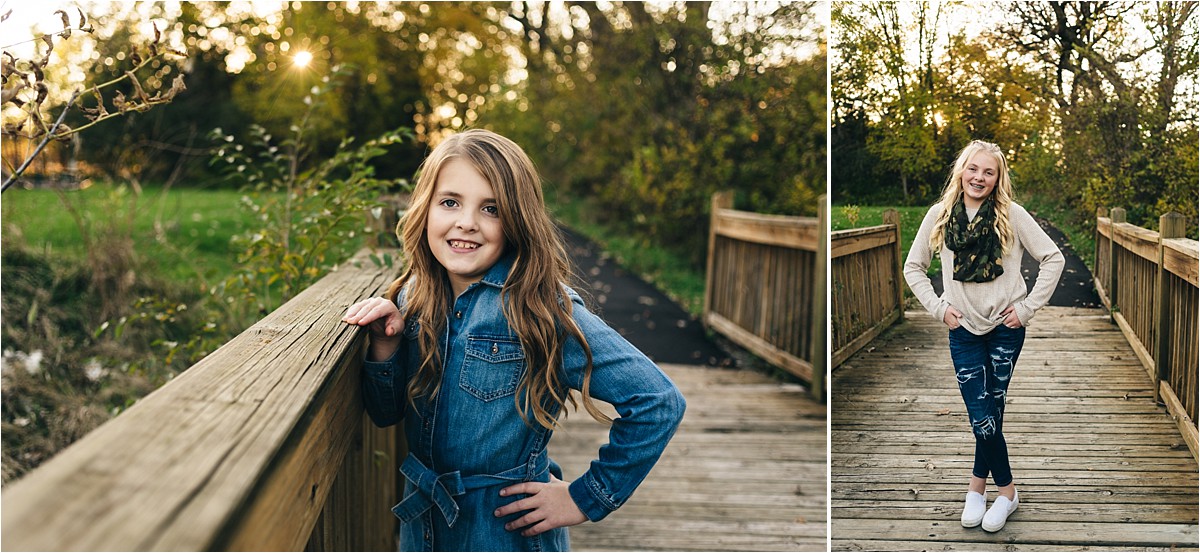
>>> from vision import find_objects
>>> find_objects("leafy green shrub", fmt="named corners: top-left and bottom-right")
top-left (208, 68), bottom-right (412, 320)
top-left (2, 68), bottom-right (412, 484)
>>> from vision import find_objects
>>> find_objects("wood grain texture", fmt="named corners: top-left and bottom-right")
top-left (552, 364), bottom-right (827, 552)
top-left (831, 308), bottom-right (1200, 552)
top-left (704, 194), bottom-right (819, 394)
top-left (1093, 213), bottom-right (1199, 444)
top-left (713, 208), bottom-right (820, 251)
top-left (831, 220), bottom-right (903, 368)
top-left (1, 250), bottom-right (403, 551)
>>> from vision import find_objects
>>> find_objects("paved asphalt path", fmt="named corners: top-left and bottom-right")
top-left (560, 228), bottom-right (735, 367)
top-left (928, 215), bottom-right (1103, 308)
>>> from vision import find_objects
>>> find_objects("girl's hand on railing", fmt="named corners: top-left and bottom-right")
top-left (342, 297), bottom-right (405, 361)
top-left (494, 475), bottom-right (588, 537)
top-left (999, 305), bottom-right (1024, 329)
top-left (943, 305), bottom-right (964, 329)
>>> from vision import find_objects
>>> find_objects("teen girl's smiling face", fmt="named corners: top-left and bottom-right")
top-left (960, 152), bottom-right (999, 209)
top-left (427, 158), bottom-right (506, 297)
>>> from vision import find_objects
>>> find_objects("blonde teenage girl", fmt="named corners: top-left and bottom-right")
top-left (904, 140), bottom-right (1064, 532)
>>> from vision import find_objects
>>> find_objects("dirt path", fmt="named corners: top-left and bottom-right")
top-left (560, 228), bottom-right (735, 367)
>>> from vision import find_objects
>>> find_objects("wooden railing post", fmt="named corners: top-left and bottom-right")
top-left (1108, 207), bottom-right (1126, 320)
top-left (1153, 212), bottom-right (1187, 405)
top-left (703, 191), bottom-right (735, 328)
top-left (883, 208), bottom-right (904, 323)
top-left (811, 195), bottom-right (828, 402)
top-left (1094, 207), bottom-right (1106, 303)
top-left (369, 194), bottom-right (408, 248)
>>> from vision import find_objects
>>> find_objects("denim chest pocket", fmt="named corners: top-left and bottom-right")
top-left (460, 336), bottom-right (526, 401)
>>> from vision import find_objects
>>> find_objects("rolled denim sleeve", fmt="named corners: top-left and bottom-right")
top-left (360, 290), bottom-right (408, 428)
top-left (560, 291), bottom-right (687, 522)
top-left (361, 345), bottom-right (404, 427)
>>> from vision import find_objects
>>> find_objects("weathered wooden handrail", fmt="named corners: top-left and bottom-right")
top-left (830, 210), bottom-right (904, 369)
top-left (1094, 209), bottom-right (1198, 461)
top-left (702, 191), bottom-right (825, 401)
top-left (1, 249), bottom-right (406, 551)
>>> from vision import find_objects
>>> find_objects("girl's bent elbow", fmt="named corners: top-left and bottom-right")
top-left (365, 409), bottom-right (398, 429)
top-left (667, 386), bottom-right (687, 426)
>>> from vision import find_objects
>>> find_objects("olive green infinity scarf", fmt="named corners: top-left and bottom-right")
top-left (944, 196), bottom-right (1004, 283)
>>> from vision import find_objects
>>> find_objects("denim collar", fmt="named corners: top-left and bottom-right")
top-left (478, 251), bottom-right (516, 289)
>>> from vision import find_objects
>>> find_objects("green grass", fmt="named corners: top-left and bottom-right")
top-left (2, 183), bottom-right (260, 284)
top-left (831, 204), bottom-right (938, 274)
top-left (546, 190), bottom-right (707, 318)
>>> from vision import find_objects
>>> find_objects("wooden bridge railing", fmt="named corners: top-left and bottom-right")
top-left (1094, 208), bottom-right (1198, 460)
top-left (703, 191), bottom-right (826, 401)
top-left (1, 249), bottom-right (406, 551)
top-left (830, 210), bottom-right (903, 370)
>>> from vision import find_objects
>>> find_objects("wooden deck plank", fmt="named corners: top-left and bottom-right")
top-left (551, 363), bottom-right (827, 551)
top-left (832, 307), bottom-right (1200, 552)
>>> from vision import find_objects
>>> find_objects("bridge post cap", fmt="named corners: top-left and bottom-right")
top-left (1159, 212), bottom-right (1187, 239)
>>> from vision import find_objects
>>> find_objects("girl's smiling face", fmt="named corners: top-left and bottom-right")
top-left (960, 151), bottom-right (999, 208)
top-left (426, 158), bottom-right (506, 297)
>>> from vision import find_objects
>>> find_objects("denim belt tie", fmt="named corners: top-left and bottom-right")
top-left (391, 453), bottom-right (547, 527)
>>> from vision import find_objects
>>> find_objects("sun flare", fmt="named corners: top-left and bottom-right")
top-left (293, 50), bottom-right (314, 68)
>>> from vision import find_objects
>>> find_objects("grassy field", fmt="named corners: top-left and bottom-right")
top-left (3, 182), bottom-right (702, 316)
top-left (2, 184), bottom-right (260, 284)
top-left (1, 183), bottom-right (373, 286)
top-left (830, 204), bottom-right (941, 280)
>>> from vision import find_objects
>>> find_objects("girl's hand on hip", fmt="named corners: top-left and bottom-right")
top-left (943, 305), bottom-right (964, 329)
top-left (494, 475), bottom-right (587, 537)
top-left (999, 305), bottom-right (1023, 328)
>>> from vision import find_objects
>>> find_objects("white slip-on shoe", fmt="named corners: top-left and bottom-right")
top-left (961, 490), bottom-right (987, 527)
top-left (982, 489), bottom-right (1019, 532)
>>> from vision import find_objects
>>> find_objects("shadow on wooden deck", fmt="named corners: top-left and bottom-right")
top-left (831, 307), bottom-right (1199, 551)
top-left (550, 364), bottom-right (828, 551)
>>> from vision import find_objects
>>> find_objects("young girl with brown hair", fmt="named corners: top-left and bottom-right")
top-left (342, 129), bottom-right (686, 551)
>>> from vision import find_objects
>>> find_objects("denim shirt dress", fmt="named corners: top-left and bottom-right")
top-left (361, 253), bottom-right (687, 551)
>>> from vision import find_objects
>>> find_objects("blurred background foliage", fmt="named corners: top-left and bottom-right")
top-left (831, 1), bottom-right (1198, 239)
top-left (11, 1), bottom-right (825, 258)
top-left (1, 1), bottom-right (825, 481)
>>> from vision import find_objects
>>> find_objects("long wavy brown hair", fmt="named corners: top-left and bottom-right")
top-left (385, 129), bottom-right (610, 430)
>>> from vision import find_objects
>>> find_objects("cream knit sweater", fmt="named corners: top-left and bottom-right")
top-left (904, 201), bottom-right (1065, 335)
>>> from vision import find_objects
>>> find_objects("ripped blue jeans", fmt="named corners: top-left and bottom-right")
top-left (948, 324), bottom-right (1025, 487)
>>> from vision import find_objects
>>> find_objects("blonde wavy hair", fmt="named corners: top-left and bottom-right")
top-left (929, 140), bottom-right (1015, 253)
top-left (385, 129), bottom-right (610, 430)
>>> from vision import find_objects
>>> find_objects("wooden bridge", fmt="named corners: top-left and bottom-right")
top-left (831, 307), bottom-right (1198, 551)
top-left (552, 364), bottom-right (826, 551)
top-left (1, 193), bottom-right (824, 551)
top-left (830, 210), bottom-right (1200, 551)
